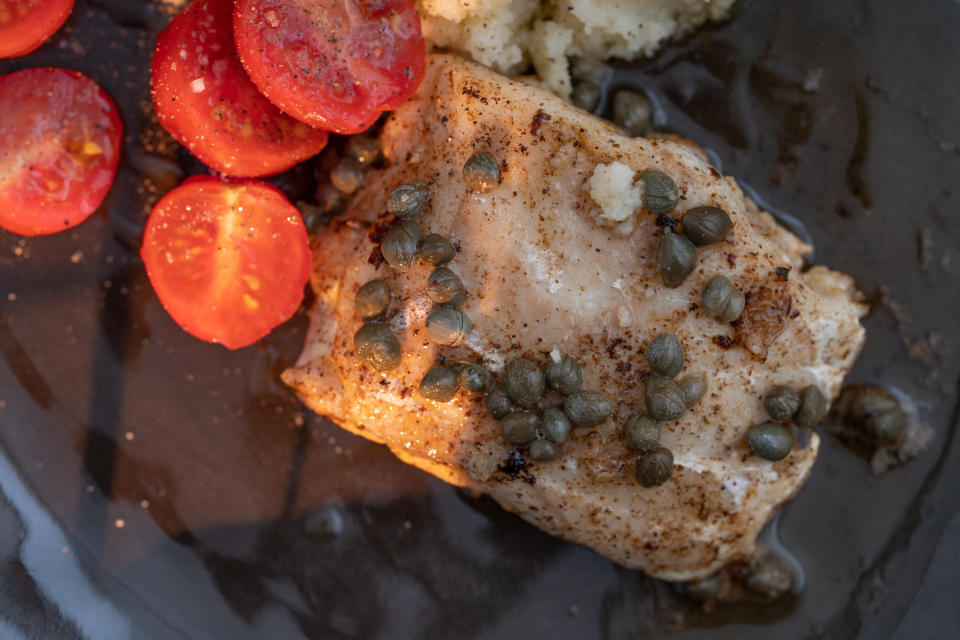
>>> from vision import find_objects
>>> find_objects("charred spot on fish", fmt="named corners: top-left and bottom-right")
top-left (531, 109), bottom-right (552, 136)
top-left (713, 335), bottom-right (735, 349)
top-left (655, 214), bottom-right (679, 231)
top-left (776, 267), bottom-right (790, 281)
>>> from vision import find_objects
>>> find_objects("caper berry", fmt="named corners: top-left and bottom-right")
top-left (425, 308), bottom-right (471, 346)
top-left (353, 322), bottom-right (401, 372)
top-left (678, 373), bottom-right (707, 408)
top-left (463, 151), bottom-right (500, 193)
top-left (564, 390), bottom-right (615, 427)
top-left (744, 554), bottom-right (792, 600)
top-left (623, 415), bottom-right (660, 452)
top-left (456, 362), bottom-right (493, 393)
top-left (330, 157), bottom-right (365, 195)
top-left (354, 279), bottom-right (391, 319)
top-left (764, 385), bottom-right (801, 421)
top-left (685, 573), bottom-right (725, 603)
top-left (418, 233), bottom-right (456, 266)
top-left (645, 333), bottom-right (684, 377)
top-left (501, 411), bottom-right (538, 445)
top-left (419, 366), bottom-right (460, 402)
top-left (641, 170), bottom-right (679, 215)
top-left (841, 385), bottom-right (906, 441)
top-left (529, 439), bottom-right (560, 462)
top-left (540, 407), bottom-right (572, 443)
top-left (701, 275), bottom-right (745, 322)
top-left (611, 90), bottom-right (651, 137)
top-left (426, 267), bottom-right (465, 304)
top-left (381, 220), bottom-right (423, 272)
top-left (657, 230), bottom-right (697, 288)
top-left (386, 182), bottom-right (430, 218)
top-left (645, 374), bottom-right (685, 421)
top-left (545, 354), bottom-right (582, 395)
top-left (746, 423), bottom-right (793, 461)
top-left (487, 385), bottom-right (513, 420)
top-left (794, 385), bottom-right (827, 428)
top-left (571, 81), bottom-right (601, 112)
top-left (636, 446), bottom-right (674, 487)
top-left (345, 134), bottom-right (382, 165)
top-left (682, 206), bottom-right (732, 247)
top-left (503, 358), bottom-right (546, 409)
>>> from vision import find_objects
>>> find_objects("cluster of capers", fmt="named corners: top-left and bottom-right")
top-left (419, 360), bottom-right (493, 402)
top-left (353, 279), bottom-right (401, 372)
top-left (746, 384), bottom-right (827, 461)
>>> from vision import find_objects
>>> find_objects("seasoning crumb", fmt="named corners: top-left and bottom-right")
top-left (114, 519), bottom-right (125, 529)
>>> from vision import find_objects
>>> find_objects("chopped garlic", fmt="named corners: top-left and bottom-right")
top-left (586, 162), bottom-right (643, 224)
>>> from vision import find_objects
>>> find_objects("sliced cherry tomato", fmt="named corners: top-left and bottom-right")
top-left (0, 0), bottom-right (74, 58)
top-left (152, 0), bottom-right (329, 177)
top-left (141, 175), bottom-right (311, 349)
top-left (234, 0), bottom-right (425, 135)
top-left (0, 67), bottom-right (122, 236)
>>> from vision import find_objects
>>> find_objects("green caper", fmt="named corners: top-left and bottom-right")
top-left (571, 81), bottom-right (601, 112)
top-left (330, 157), bottom-right (365, 194)
top-left (657, 230), bottom-right (697, 288)
top-left (685, 573), bottom-right (725, 603)
top-left (501, 411), bottom-right (538, 445)
top-left (744, 554), bottom-right (792, 600)
top-left (426, 267), bottom-right (465, 304)
top-left (463, 151), bottom-right (500, 193)
top-left (645, 374), bottom-right (685, 421)
top-left (425, 308), bottom-right (471, 346)
top-left (641, 170), bottom-right (679, 215)
top-left (545, 354), bottom-right (582, 395)
top-left (354, 279), bottom-right (390, 319)
top-left (701, 275), bottom-right (745, 322)
top-left (794, 385), bottom-right (827, 428)
top-left (440, 288), bottom-right (467, 308)
top-left (316, 181), bottom-right (347, 216)
top-left (636, 446), bottom-right (674, 487)
top-left (353, 322), bottom-right (401, 372)
top-left (419, 366), bottom-right (460, 402)
top-left (840, 385), bottom-right (906, 441)
top-left (529, 438), bottom-right (560, 462)
top-left (381, 220), bottom-right (423, 272)
top-left (746, 423), bottom-right (793, 461)
top-left (540, 407), bottom-right (572, 443)
top-left (564, 390), bottom-right (614, 427)
top-left (764, 385), bottom-right (800, 421)
top-left (623, 415), bottom-right (660, 452)
top-left (611, 90), bottom-right (651, 137)
top-left (682, 206), bottom-right (732, 247)
top-left (678, 373), bottom-right (707, 408)
top-left (418, 233), bottom-right (456, 266)
top-left (645, 333), bottom-right (684, 377)
top-left (386, 182), bottom-right (430, 218)
top-left (456, 362), bottom-right (493, 393)
top-left (503, 358), bottom-right (546, 409)
top-left (487, 385), bottom-right (513, 420)
top-left (345, 134), bottom-right (382, 165)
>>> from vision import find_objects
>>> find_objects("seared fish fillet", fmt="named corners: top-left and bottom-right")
top-left (283, 55), bottom-right (866, 580)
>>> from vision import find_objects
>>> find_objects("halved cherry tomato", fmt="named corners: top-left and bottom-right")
top-left (152, 0), bottom-right (329, 177)
top-left (0, 0), bottom-right (74, 58)
top-left (234, 0), bottom-right (425, 135)
top-left (141, 175), bottom-right (311, 349)
top-left (0, 67), bottom-right (122, 237)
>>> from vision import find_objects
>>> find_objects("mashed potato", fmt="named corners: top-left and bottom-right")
top-left (418, 0), bottom-right (735, 98)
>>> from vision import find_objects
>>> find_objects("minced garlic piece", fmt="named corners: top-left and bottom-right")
top-left (586, 162), bottom-right (643, 226)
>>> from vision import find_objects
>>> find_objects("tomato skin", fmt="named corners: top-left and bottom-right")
top-left (140, 175), bottom-right (311, 349)
top-left (0, 67), bottom-right (122, 237)
top-left (234, 0), bottom-right (425, 135)
top-left (152, 0), bottom-right (329, 177)
top-left (0, 0), bottom-right (74, 58)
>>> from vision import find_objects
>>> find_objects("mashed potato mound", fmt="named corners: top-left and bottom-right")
top-left (418, 0), bottom-right (735, 98)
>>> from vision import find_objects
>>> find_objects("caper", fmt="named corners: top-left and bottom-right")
top-left (636, 446), bottom-right (674, 487)
top-left (645, 333), bottom-right (684, 378)
top-left (425, 308), bottom-right (471, 346)
top-left (381, 220), bottom-right (423, 272)
top-left (641, 170), bottom-right (679, 215)
top-left (503, 358), bottom-right (546, 409)
top-left (426, 267), bottom-right (465, 304)
top-left (657, 230), bottom-right (697, 288)
top-left (545, 354), bottom-right (582, 395)
top-left (682, 206), bottom-right (732, 247)
top-left (678, 373), bottom-right (707, 408)
top-left (346, 134), bottom-right (382, 164)
top-left (419, 366), bottom-right (460, 402)
top-left (794, 385), bottom-right (827, 428)
top-left (330, 157), bottom-right (365, 195)
top-left (418, 233), bottom-right (456, 266)
top-left (353, 322), bottom-right (401, 372)
top-left (386, 182), bottom-right (430, 218)
top-left (564, 390), bottom-right (614, 427)
top-left (611, 90), bottom-right (651, 137)
top-left (764, 385), bottom-right (801, 421)
top-left (623, 414), bottom-right (660, 452)
top-left (701, 275), bottom-right (745, 322)
top-left (744, 554), bottom-right (792, 600)
top-left (529, 438), bottom-right (560, 462)
top-left (645, 374), bottom-right (685, 421)
top-left (354, 279), bottom-right (390, 319)
top-left (456, 362), bottom-right (493, 393)
top-left (440, 288), bottom-right (467, 308)
top-left (463, 151), bottom-right (500, 193)
top-left (685, 573), bottom-right (725, 603)
top-left (540, 407), bottom-right (572, 443)
top-left (487, 385), bottom-right (513, 420)
top-left (501, 411), bottom-right (538, 446)
top-left (316, 181), bottom-right (347, 215)
top-left (746, 423), bottom-right (793, 461)
top-left (840, 385), bottom-right (906, 441)
top-left (571, 81), bottom-right (601, 112)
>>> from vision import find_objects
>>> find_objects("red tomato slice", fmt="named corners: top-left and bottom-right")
top-left (234, 0), bottom-right (425, 135)
top-left (0, 67), bottom-right (122, 237)
top-left (0, 0), bottom-right (74, 58)
top-left (141, 175), bottom-right (311, 349)
top-left (152, 0), bottom-right (329, 177)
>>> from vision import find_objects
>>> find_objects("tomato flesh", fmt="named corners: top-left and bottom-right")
top-left (234, 0), bottom-right (425, 135)
top-left (0, 67), bottom-right (122, 237)
top-left (141, 175), bottom-right (311, 349)
top-left (152, 0), bottom-right (329, 177)
top-left (0, 0), bottom-right (74, 58)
